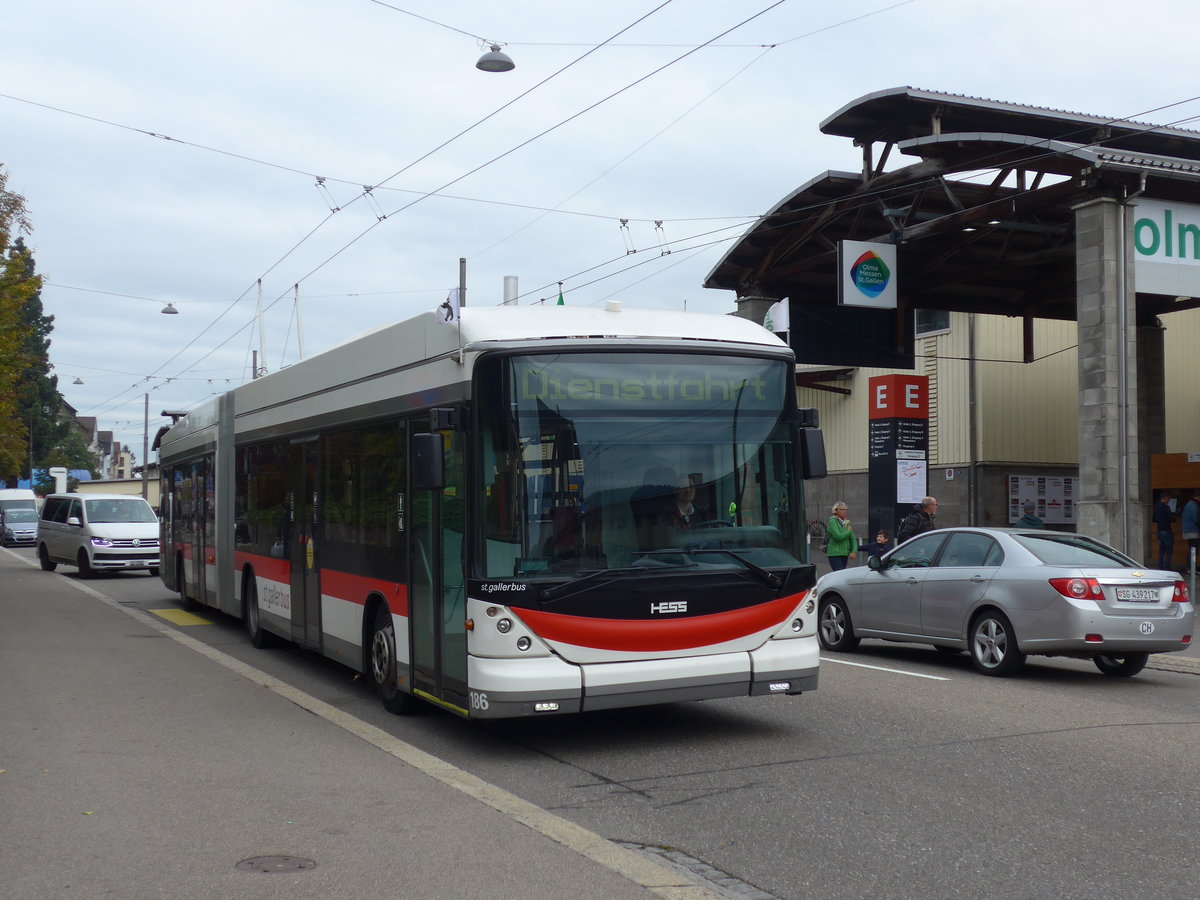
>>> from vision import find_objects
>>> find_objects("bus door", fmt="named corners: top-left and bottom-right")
top-left (185, 460), bottom-right (207, 603)
top-left (288, 437), bottom-right (322, 648)
top-left (409, 428), bottom-right (468, 710)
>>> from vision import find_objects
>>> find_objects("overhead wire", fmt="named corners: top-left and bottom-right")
top-left (88, 89), bottom-right (1200, 417)
top-left (155, 1), bottom-right (794, 388)
top-left (77, 2), bottom-right (685, 415)
top-left (68, 7), bottom-right (1200, 422)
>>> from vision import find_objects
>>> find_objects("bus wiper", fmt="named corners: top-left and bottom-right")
top-left (541, 563), bottom-right (696, 603)
top-left (686, 549), bottom-right (782, 589)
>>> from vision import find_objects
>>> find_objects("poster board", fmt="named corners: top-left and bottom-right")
top-left (1008, 475), bottom-right (1076, 524)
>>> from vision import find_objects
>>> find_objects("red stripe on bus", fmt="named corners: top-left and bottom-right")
top-left (513, 592), bottom-right (806, 652)
top-left (320, 568), bottom-right (409, 617)
top-left (233, 550), bottom-right (290, 584)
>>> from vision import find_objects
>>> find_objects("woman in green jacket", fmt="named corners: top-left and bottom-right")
top-left (826, 501), bottom-right (857, 571)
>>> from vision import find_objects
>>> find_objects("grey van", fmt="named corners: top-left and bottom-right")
top-left (38, 493), bottom-right (160, 577)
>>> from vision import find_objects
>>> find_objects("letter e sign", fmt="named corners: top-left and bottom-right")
top-left (868, 375), bottom-right (929, 420)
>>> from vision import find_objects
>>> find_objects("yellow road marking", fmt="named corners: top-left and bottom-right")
top-left (150, 608), bottom-right (214, 626)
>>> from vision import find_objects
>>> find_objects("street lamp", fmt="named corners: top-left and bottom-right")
top-left (476, 43), bottom-right (515, 72)
top-left (161, 302), bottom-right (179, 314)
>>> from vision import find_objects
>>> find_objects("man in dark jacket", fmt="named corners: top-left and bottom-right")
top-left (897, 496), bottom-right (938, 544)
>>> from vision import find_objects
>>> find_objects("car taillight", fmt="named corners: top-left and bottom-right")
top-left (1173, 580), bottom-right (1189, 603)
top-left (1050, 577), bottom-right (1102, 600)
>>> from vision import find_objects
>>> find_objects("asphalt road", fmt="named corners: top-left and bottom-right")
top-left (7, 546), bottom-right (1199, 900)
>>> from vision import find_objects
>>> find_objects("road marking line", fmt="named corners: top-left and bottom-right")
top-left (821, 656), bottom-right (951, 680)
top-left (149, 608), bottom-right (214, 626)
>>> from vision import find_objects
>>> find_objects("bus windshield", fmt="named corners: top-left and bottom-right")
top-left (478, 352), bottom-right (804, 580)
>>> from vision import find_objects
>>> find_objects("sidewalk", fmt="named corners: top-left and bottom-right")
top-left (0, 549), bottom-right (723, 900)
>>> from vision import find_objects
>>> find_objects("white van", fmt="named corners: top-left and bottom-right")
top-left (0, 488), bottom-right (38, 516)
top-left (38, 493), bottom-right (160, 577)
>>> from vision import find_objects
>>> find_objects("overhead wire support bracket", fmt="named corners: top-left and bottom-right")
top-left (362, 186), bottom-right (387, 220)
top-left (619, 219), bottom-right (635, 255)
top-left (314, 176), bottom-right (339, 212)
top-left (654, 220), bottom-right (670, 255)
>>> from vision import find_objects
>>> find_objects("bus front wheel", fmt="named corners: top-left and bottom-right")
top-left (370, 604), bottom-right (417, 714)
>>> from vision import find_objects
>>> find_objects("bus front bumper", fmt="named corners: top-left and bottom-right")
top-left (465, 636), bottom-right (819, 718)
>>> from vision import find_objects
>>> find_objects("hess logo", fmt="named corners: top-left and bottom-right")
top-left (650, 601), bottom-right (687, 615)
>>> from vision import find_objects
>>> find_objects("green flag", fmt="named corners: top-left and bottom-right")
top-left (557, 283), bottom-right (564, 305)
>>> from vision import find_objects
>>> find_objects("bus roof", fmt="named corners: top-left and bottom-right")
top-left (159, 305), bottom-right (788, 452)
top-left (455, 305), bottom-right (785, 348)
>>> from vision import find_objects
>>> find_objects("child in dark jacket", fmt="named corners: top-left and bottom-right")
top-left (866, 530), bottom-right (892, 562)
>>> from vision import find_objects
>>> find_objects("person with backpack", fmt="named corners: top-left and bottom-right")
top-left (897, 496), bottom-right (938, 544)
top-left (825, 501), bottom-right (857, 571)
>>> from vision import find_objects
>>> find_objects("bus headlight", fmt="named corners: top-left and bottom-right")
top-left (516, 636), bottom-right (531, 651)
top-left (791, 618), bottom-right (803, 632)
top-left (496, 618), bottom-right (512, 633)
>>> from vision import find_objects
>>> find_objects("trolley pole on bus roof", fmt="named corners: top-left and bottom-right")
top-left (456, 257), bottom-right (466, 364)
top-left (141, 393), bottom-right (149, 500)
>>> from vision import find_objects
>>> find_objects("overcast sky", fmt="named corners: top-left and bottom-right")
top-left (4, 0), bottom-right (1198, 455)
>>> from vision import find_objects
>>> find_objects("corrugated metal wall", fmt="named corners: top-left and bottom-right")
top-left (975, 317), bottom-right (1079, 464)
top-left (796, 309), bottom-right (1196, 475)
top-left (1164, 307), bottom-right (1200, 452)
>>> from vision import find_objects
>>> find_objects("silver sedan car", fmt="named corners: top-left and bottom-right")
top-left (814, 527), bottom-right (1194, 677)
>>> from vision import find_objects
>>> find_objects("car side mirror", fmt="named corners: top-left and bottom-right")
top-left (67, 516), bottom-right (82, 527)
top-left (867, 555), bottom-right (883, 571)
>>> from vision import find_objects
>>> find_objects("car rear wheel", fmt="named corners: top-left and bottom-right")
top-left (38, 543), bottom-right (57, 572)
top-left (818, 595), bottom-right (860, 652)
top-left (1093, 652), bottom-right (1149, 677)
top-left (969, 611), bottom-right (1026, 676)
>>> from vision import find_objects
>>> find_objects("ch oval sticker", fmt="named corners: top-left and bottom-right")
top-left (1139, 621), bottom-right (1155, 635)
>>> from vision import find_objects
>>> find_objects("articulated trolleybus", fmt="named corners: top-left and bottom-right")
top-left (158, 304), bottom-right (826, 718)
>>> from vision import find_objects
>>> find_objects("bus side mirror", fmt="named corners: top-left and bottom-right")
top-left (798, 428), bottom-right (826, 480)
top-left (413, 433), bottom-right (445, 490)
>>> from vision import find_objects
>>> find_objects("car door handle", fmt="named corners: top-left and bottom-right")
top-left (970, 575), bottom-right (985, 582)
top-left (906, 577), bottom-right (919, 585)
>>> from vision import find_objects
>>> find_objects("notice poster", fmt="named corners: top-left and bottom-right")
top-left (1008, 474), bottom-right (1076, 524)
top-left (897, 451), bottom-right (927, 504)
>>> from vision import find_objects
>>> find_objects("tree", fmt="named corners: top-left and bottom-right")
top-left (0, 166), bottom-right (41, 483)
top-left (11, 235), bottom-right (63, 480)
top-left (33, 425), bottom-right (98, 495)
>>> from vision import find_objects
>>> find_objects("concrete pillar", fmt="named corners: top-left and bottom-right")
top-left (1074, 197), bottom-right (1146, 554)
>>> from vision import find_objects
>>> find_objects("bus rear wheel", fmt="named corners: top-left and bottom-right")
top-left (177, 559), bottom-right (197, 611)
top-left (370, 604), bottom-right (417, 714)
top-left (243, 577), bottom-right (273, 649)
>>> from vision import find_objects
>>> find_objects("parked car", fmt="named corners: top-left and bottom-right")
top-left (1, 507), bottom-right (40, 546)
top-left (37, 493), bottom-right (160, 577)
top-left (814, 527), bottom-right (1193, 677)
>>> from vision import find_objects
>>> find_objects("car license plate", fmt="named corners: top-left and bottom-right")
top-left (1115, 587), bottom-right (1158, 602)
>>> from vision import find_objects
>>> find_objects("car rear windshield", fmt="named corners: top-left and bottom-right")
top-left (1013, 533), bottom-right (1135, 568)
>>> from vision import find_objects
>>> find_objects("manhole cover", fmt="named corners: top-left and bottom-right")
top-left (235, 856), bottom-right (316, 874)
